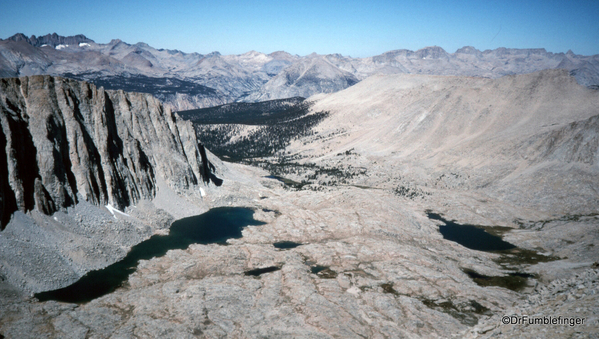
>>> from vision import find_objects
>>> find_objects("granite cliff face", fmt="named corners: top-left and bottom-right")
top-left (0, 75), bottom-right (206, 229)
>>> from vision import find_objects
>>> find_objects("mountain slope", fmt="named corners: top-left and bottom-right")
top-left (288, 69), bottom-right (599, 214)
top-left (241, 55), bottom-right (359, 102)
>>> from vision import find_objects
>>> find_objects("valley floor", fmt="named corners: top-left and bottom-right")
top-left (1, 161), bottom-right (597, 338)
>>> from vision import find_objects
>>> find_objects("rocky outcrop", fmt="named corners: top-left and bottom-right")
top-left (465, 269), bottom-right (599, 338)
top-left (0, 75), bottom-right (208, 229)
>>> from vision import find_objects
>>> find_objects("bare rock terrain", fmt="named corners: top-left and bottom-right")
top-left (1, 70), bottom-right (598, 338)
top-left (0, 165), bottom-right (523, 338)
top-left (465, 268), bottom-right (599, 339)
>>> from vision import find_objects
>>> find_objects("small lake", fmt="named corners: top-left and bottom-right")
top-left (273, 241), bottom-right (302, 249)
top-left (424, 210), bottom-right (553, 291)
top-left (35, 207), bottom-right (265, 304)
top-left (425, 211), bottom-right (516, 252)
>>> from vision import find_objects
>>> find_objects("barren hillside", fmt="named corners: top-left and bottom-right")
top-left (287, 69), bottom-right (599, 216)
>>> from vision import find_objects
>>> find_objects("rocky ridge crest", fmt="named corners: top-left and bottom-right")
top-left (4, 33), bottom-right (93, 48)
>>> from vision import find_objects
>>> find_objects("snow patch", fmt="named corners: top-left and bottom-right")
top-left (79, 42), bottom-right (90, 47)
top-left (55, 44), bottom-right (68, 50)
top-left (105, 204), bottom-right (130, 220)
top-left (200, 187), bottom-right (206, 197)
top-left (346, 286), bottom-right (361, 295)
top-left (417, 111), bottom-right (428, 123)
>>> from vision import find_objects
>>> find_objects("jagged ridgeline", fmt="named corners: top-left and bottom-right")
top-left (177, 97), bottom-right (329, 161)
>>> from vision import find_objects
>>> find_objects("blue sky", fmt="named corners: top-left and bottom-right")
top-left (1, 0), bottom-right (598, 57)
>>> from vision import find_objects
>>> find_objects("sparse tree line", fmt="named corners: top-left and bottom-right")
top-left (184, 98), bottom-right (378, 189)
top-left (178, 97), bottom-right (307, 125)
top-left (247, 158), bottom-right (370, 190)
top-left (193, 109), bottom-right (329, 161)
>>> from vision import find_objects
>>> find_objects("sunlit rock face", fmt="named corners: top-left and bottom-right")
top-left (0, 75), bottom-right (206, 228)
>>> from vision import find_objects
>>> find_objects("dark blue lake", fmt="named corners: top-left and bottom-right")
top-left (273, 241), bottom-right (302, 249)
top-left (35, 207), bottom-right (265, 304)
top-left (425, 211), bottom-right (555, 291)
top-left (426, 211), bottom-right (516, 252)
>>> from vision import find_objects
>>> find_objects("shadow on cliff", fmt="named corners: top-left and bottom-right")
top-left (199, 142), bottom-right (223, 187)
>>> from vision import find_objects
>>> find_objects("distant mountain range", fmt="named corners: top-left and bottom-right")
top-left (1, 33), bottom-right (598, 110)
